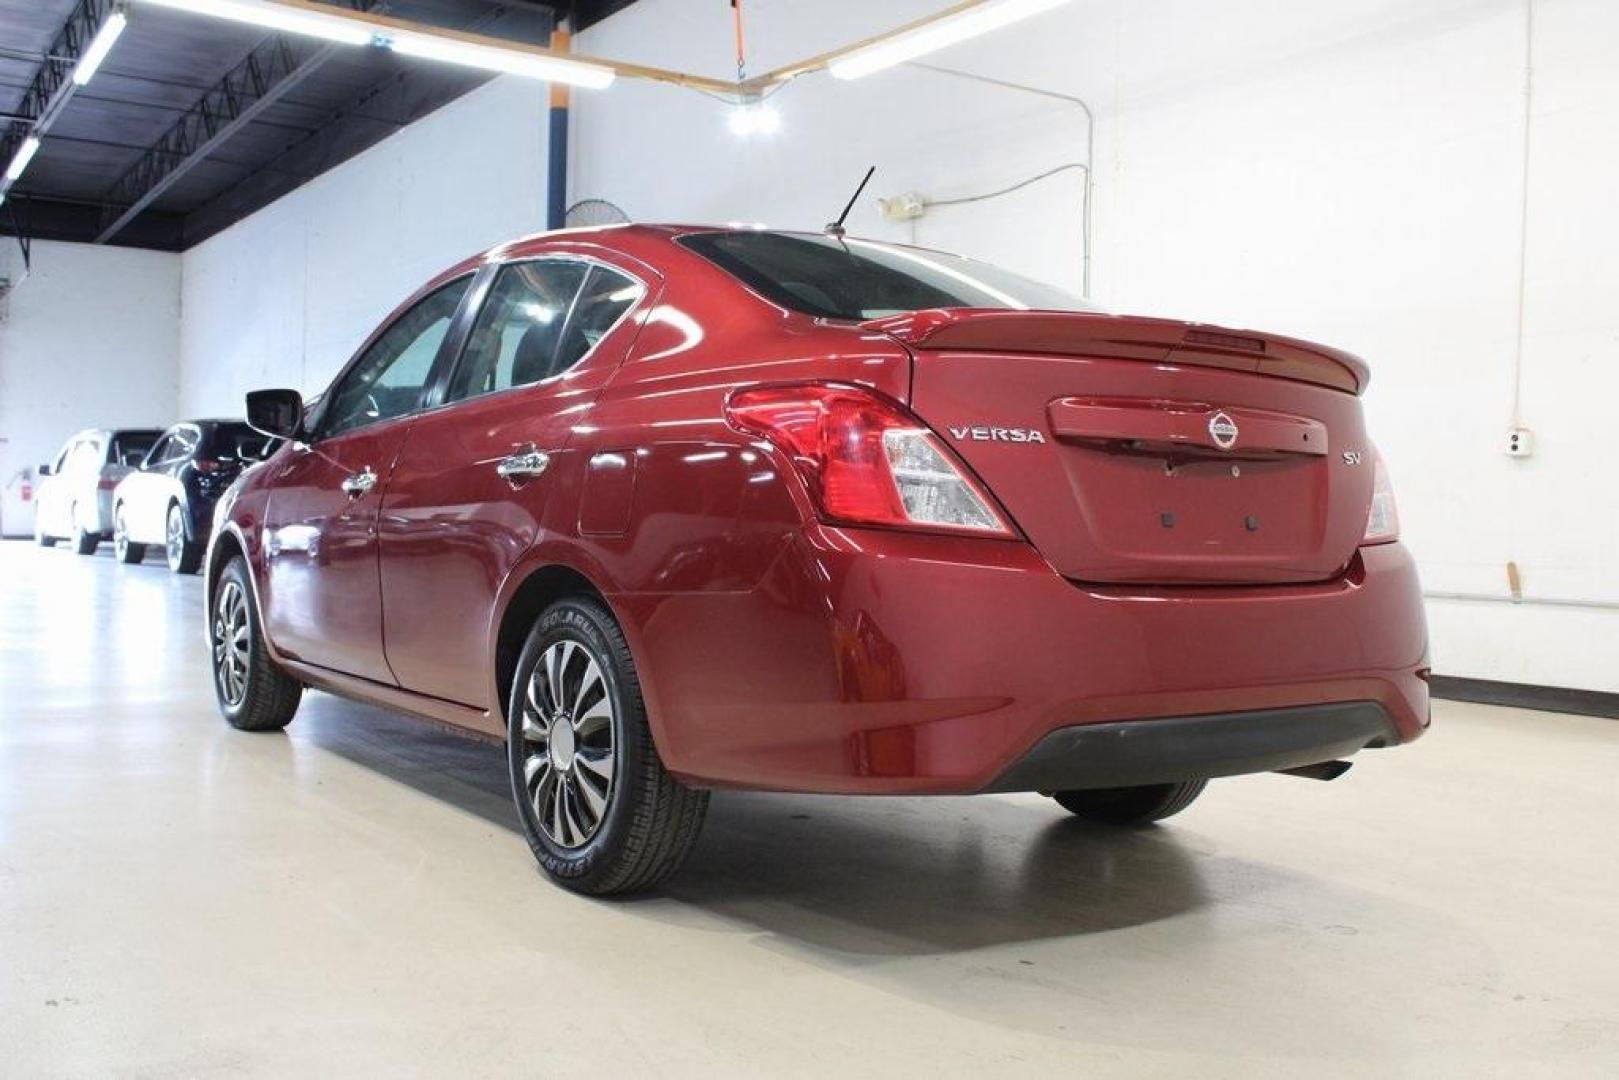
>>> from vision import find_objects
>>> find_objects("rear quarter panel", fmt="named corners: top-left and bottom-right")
top-left (542, 252), bottom-right (915, 772)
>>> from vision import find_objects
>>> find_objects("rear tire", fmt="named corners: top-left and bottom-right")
top-left (113, 505), bottom-right (146, 564)
top-left (211, 557), bottom-right (301, 732)
top-left (1053, 780), bottom-right (1207, 825)
top-left (507, 596), bottom-right (709, 895)
top-left (71, 504), bottom-right (98, 555)
top-left (166, 504), bottom-right (202, 574)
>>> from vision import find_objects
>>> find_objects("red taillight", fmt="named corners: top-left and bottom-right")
top-left (725, 383), bottom-right (1013, 537)
top-left (193, 459), bottom-right (220, 473)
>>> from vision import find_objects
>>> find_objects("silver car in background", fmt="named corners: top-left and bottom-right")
top-left (34, 428), bottom-right (162, 554)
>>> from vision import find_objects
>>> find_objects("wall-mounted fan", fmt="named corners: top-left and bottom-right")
top-left (564, 199), bottom-right (630, 227)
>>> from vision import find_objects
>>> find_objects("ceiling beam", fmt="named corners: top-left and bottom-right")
top-left (2, 192), bottom-right (185, 251)
top-left (94, 0), bottom-right (385, 244)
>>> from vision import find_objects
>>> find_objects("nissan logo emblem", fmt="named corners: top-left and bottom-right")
top-left (1208, 411), bottom-right (1239, 450)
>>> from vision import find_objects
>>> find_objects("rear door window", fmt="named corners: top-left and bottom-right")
top-left (555, 267), bottom-right (644, 371)
top-left (445, 260), bottom-right (590, 403)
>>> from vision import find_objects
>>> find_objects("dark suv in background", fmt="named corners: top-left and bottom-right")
top-left (112, 420), bottom-right (277, 573)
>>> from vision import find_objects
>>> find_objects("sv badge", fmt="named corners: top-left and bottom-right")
top-left (1342, 451), bottom-right (1363, 466)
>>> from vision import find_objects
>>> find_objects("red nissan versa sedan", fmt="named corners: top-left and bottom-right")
top-left (210, 225), bottom-right (1429, 894)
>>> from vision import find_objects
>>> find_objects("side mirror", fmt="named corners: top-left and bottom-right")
top-left (37, 463), bottom-right (52, 477)
top-left (246, 388), bottom-right (306, 441)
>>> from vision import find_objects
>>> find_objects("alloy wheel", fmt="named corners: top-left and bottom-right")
top-left (519, 639), bottom-right (617, 849)
top-left (213, 580), bottom-right (250, 707)
top-left (166, 509), bottom-right (184, 571)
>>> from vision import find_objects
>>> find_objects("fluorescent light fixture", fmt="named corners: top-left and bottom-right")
top-left (5, 136), bottom-right (41, 182)
top-left (137, 0), bottom-right (375, 46)
top-left (137, 1), bottom-right (615, 87)
top-left (386, 31), bottom-right (615, 88)
top-left (727, 102), bottom-right (780, 136)
top-left (72, 11), bottom-right (128, 86)
top-left (828, 0), bottom-right (1073, 80)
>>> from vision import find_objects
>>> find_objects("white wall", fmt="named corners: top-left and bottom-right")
top-left (8, 0), bottom-right (1604, 689)
top-left (573, 0), bottom-right (1619, 692)
top-left (0, 240), bottom-right (180, 503)
top-left (177, 76), bottom-right (551, 415)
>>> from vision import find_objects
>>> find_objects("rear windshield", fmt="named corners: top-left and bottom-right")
top-left (204, 423), bottom-right (277, 463)
top-left (678, 230), bottom-right (1096, 321)
top-left (110, 431), bottom-right (160, 466)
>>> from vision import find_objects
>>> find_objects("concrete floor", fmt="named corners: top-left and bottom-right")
top-left (1, 542), bottom-right (1616, 1078)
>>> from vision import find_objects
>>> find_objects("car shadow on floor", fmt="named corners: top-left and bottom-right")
top-left (296, 692), bottom-right (1211, 955)
top-left (657, 796), bottom-right (1211, 955)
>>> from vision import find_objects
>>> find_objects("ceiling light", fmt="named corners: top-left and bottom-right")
top-left (727, 102), bottom-right (780, 136)
top-left (137, 0), bottom-right (376, 46)
top-left (828, 0), bottom-right (1073, 80)
top-left (5, 137), bottom-right (41, 182)
top-left (72, 11), bottom-right (128, 86)
top-left (385, 31), bottom-right (615, 88)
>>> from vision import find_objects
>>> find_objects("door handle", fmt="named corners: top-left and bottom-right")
top-left (340, 467), bottom-right (377, 498)
top-left (495, 449), bottom-right (551, 482)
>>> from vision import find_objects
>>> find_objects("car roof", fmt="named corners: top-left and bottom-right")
top-left (169, 418), bottom-right (247, 429)
top-left (68, 427), bottom-right (163, 441)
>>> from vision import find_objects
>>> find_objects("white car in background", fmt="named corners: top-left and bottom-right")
top-left (34, 428), bottom-right (162, 554)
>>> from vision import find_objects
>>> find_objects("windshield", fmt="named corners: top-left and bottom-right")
top-left (205, 422), bottom-right (278, 462)
top-left (679, 230), bottom-right (1095, 321)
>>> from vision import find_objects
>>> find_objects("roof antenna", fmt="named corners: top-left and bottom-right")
top-left (825, 165), bottom-right (875, 240)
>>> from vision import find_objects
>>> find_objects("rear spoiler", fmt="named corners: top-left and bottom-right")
top-left (863, 309), bottom-right (1369, 395)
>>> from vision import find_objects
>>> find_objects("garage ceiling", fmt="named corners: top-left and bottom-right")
top-left (0, 0), bottom-right (636, 252)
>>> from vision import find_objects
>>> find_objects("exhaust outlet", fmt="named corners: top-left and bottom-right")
top-left (1276, 760), bottom-right (1353, 781)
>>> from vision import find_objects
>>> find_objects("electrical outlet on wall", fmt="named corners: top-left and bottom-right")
top-left (1505, 427), bottom-right (1534, 458)
top-left (878, 192), bottom-right (926, 222)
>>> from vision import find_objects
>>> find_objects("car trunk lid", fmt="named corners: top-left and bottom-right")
top-left (866, 309), bottom-right (1376, 585)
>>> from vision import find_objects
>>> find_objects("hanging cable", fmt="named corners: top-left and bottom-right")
top-left (731, 0), bottom-right (747, 85)
top-left (925, 162), bottom-right (1088, 207)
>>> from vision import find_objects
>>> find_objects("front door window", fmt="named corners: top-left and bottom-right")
top-left (322, 277), bottom-right (471, 437)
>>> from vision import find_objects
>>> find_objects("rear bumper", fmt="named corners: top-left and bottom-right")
top-left (619, 532), bottom-right (1429, 795)
top-left (981, 700), bottom-right (1397, 793)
